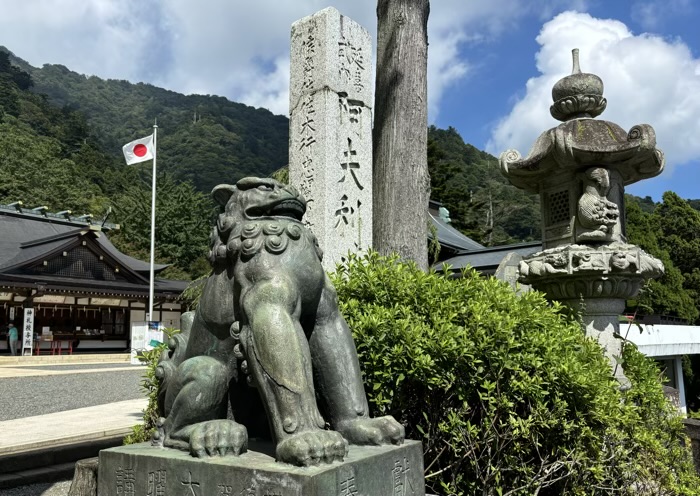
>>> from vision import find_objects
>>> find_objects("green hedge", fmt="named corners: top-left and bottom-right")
top-left (331, 251), bottom-right (699, 495)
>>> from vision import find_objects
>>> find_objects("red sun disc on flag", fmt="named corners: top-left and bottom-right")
top-left (133, 144), bottom-right (148, 157)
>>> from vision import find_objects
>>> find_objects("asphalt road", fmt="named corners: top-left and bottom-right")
top-left (0, 480), bottom-right (72, 496)
top-left (0, 365), bottom-right (145, 421)
top-left (0, 363), bottom-right (147, 495)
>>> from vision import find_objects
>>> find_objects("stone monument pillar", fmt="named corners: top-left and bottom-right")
top-left (499, 49), bottom-right (665, 381)
top-left (289, 7), bottom-right (373, 271)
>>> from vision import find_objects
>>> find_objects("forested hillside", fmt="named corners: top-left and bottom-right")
top-left (428, 126), bottom-right (541, 246)
top-left (626, 193), bottom-right (700, 323)
top-left (0, 49), bottom-right (212, 280)
top-left (5, 47), bottom-right (288, 194)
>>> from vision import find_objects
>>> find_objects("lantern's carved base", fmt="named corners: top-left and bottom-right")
top-left (518, 242), bottom-right (663, 301)
top-left (519, 243), bottom-right (662, 384)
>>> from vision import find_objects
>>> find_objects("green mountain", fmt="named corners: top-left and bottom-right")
top-left (6, 47), bottom-right (289, 195)
top-left (428, 126), bottom-right (541, 246)
top-left (0, 48), bottom-right (212, 280)
top-left (0, 49), bottom-right (124, 214)
top-left (5, 43), bottom-right (700, 306)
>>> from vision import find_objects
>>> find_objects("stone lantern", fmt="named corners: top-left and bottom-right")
top-left (499, 49), bottom-right (665, 382)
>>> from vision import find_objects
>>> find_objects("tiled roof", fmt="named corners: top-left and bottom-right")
top-left (435, 241), bottom-right (542, 273)
top-left (0, 207), bottom-right (185, 297)
top-left (0, 209), bottom-right (168, 273)
top-left (429, 212), bottom-right (484, 252)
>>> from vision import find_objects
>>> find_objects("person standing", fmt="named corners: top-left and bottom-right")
top-left (8, 321), bottom-right (18, 356)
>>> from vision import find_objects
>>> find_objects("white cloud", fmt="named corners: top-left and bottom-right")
top-left (425, 0), bottom-right (590, 121)
top-left (487, 11), bottom-right (700, 174)
top-left (153, 0), bottom-right (541, 118)
top-left (0, 0), bottom-right (600, 123)
top-left (2, 0), bottom-right (586, 118)
top-left (153, 0), bottom-right (377, 115)
top-left (0, 0), bottom-right (378, 115)
top-left (0, 0), bottom-right (162, 82)
top-left (237, 55), bottom-right (291, 116)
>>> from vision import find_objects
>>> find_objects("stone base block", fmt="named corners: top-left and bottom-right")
top-left (97, 439), bottom-right (424, 496)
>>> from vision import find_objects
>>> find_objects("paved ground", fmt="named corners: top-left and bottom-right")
top-left (16, 363), bottom-right (134, 371)
top-left (0, 367), bottom-right (145, 421)
top-left (0, 479), bottom-right (72, 496)
top-left (0, 398), bottom-right (148, 456)
top-left (0, 354), bottom-right (147, 494)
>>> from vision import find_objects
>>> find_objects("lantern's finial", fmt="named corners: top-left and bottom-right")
top-left (550, 48), bottom-right (606, 121)
top-left (572, 48), bottom-right (581, 74)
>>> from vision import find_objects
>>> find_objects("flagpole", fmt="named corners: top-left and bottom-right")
top-left (148, 122), bottom-right (157, 322)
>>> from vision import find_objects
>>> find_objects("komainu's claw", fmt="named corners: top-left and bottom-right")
top-left (336, 416), bottom-right (405, 446)
top-left (188, 420), bottom-right (248, 458)
top-left (276, 430), bottom-right (348, 466)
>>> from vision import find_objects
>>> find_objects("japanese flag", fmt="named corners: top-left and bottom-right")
top-left (122, 134), bottom-right (154, 165)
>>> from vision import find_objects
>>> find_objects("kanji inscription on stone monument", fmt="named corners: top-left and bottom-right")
top-left (289, 7), bottom-right (373, 270)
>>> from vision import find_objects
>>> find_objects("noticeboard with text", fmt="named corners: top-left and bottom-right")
top-left (130, 321), bottom-right (165, 365)
top-left (22, 307), bottom-right (34, 356)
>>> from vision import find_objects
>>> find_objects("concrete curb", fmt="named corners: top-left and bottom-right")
top-left (0, 399), bottom-right (148, 458)
top-left (0, 353), bottom-right (130, 367)
top-left (0, 427), bottom-right (135, 458)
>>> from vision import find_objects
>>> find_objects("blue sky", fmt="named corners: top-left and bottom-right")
top-left (1, 0), bottom-right (698, 201)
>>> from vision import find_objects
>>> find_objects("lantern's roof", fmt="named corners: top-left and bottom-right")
top-left (499, 49), bottom-right (664, 193)
top-left (500, 120), bottom-right (664, 192)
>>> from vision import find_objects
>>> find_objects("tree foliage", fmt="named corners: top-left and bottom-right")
top-left (0, 50), bottom-right (123, 214)
top-left (110, 173), bottom-right (214, 280)
top-left (626, 194), bottom-right (700, 323)
top-left (0, 47), bottom-right (211, 280)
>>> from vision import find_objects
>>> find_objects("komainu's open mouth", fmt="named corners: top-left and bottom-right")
top-left (249, 199), bottom-right (305, 221)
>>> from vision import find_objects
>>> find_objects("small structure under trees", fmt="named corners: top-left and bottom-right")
top-left (0, 202), bottom-right (185, 354)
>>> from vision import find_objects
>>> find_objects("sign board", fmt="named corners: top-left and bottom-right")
top-left (9, 306), bottom-right (14, 321)
top-left (90, 297), bottom-right (122, 306)
top-left (130, 321), bottom-right (165, 365)
top-left (147, 321), bottom-right (165, 348)
top-left (22, 307), bottom-right (34, 356)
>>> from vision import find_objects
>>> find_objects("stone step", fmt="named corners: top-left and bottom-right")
top-left (0, 436), bottom-right (124, 489)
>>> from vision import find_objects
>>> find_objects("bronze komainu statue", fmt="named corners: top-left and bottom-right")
top-left (154, 177), bottom-right (404, 466)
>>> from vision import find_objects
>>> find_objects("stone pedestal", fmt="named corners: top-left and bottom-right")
top-left (98, 440), bottom-right (424, 496)
top-left (569, 298), bottom-right (627, 383)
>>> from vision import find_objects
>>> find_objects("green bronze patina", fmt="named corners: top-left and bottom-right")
top-left (154, 177), bottom-right (404, 467)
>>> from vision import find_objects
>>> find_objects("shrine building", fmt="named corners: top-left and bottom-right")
top-left (0, 202), bottom-right (186, 354)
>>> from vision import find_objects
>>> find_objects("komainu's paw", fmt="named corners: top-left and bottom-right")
top-left (189, 419), bottom-right (248, 458)
top-left (337, 416), bottom-right (405, 446)
top-left (276, 429), bottom-right (348, 466)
